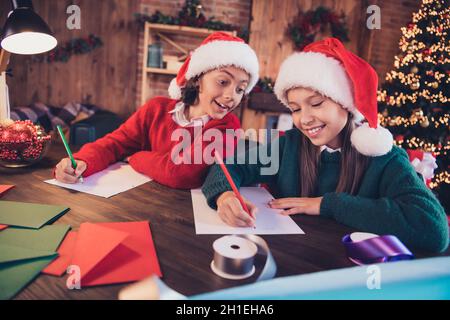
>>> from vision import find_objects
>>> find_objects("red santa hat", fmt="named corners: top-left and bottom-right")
top-left (274, 37), bottom-right (393, 157)
top-left (168, 32), bottom-right (259, 100)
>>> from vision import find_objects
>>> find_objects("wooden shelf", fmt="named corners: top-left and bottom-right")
top-left (248, 92), bottom-right (289, 114)
top-left (146, 67), bottom-right (178, 75)
top-left (147, 23), bottom-right (225, 37)
top-left (241, 92), bottom-right (291, 141)
top-left (139, 22), bottom-right (237, 105)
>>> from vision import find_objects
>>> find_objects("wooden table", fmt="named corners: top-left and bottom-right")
top-left (1, 142), bottom-right (449, 300)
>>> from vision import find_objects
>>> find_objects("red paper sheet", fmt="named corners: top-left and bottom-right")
top-left (41, 221), bottom-right (162, 286)
top-left (0, 185), bottom-right (14, 197)
top-left (42, 231), bottom-right (78, 276)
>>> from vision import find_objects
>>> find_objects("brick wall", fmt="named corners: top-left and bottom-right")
top-left (136, 0), bottom-right (252, 108)
top-left (369, 0), bottom-right (421, 82)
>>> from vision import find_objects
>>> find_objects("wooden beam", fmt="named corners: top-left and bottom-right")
top-left (155, 32), bottom-right (189, 55)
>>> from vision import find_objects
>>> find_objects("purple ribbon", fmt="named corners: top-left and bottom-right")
top-left (342, 234), bottom-right (414, 265)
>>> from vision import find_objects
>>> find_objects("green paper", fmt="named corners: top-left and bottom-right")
top-left (0, 244), bottom-right (56, 264)
top-left (0, 224), bottom-right (70, 300)
top-left (0, 201), bottom-right (70, 229)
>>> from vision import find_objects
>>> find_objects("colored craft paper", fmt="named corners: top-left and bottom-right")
top-left (42, 231), bottom-right (78, 276)
top-left (44, 162), bottom-right (152, 198)
top-left (191, 187), bottom-right (305, 235)
top-left (58, 221), bottom-right (161, 287)
top-left (0, 225), bottom-right (70, 300)
top-left (0, 201), bottom-right (69, 229)
top-left (0, 185), bottom-right (14, 196)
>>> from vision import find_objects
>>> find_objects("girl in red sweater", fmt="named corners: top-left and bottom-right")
top-left (54, 32), bottom-right (259, 189)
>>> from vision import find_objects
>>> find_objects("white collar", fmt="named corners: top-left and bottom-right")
top-left (168, 102), bottom-right (211, 127)
top-left (320, 145), bottom-right (341, 153)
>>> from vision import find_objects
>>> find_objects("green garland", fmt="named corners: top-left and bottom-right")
top-left (135, 0), bottom-right (248, 41)
top-left (288, 6), bottom-right (350, 50)
top-left (33, 34), bottom-right (103, 64)
top-left (252, 77), bottom-right (275, 93)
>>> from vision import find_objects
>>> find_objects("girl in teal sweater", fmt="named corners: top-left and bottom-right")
top-left (202, 38), bottom-right (448, 252)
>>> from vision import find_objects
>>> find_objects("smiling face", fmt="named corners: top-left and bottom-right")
top-left (286, 87), bottom-right (349, 149)
top-left (195, 66), bottom-right (250, 120)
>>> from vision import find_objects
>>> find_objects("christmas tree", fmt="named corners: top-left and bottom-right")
top-left (377, 0), bottom-right (449, 212)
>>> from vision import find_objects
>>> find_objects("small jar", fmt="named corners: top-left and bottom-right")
top-left (147, 41), bottom-right (163, 68)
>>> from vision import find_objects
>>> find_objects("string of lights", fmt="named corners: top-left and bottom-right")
top-left (377, 0), bottom-right (449, 191)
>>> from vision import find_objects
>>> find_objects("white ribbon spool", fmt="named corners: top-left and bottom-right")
top-left (118, 235), bottom-right (277, 299)
top-left (211, 235), bottom-right (277, 281)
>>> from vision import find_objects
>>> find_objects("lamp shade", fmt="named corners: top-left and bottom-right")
top-left (1, 7), bottom-right (57, 55)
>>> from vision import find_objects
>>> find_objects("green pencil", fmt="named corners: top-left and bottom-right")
top-left (56, 125), bottom-right (83, 183)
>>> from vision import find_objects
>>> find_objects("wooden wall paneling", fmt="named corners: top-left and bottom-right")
top-left (249, 0), bottom-right (366, 80)
top-left (1, 0), bottom-right (139, 117)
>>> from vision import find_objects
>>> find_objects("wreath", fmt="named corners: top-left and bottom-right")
top-left (32, 34), bottom-right (103, 64)
top-left (287, 6), bottom-right (350, 51)
top-left (252, 77), bottom-right (275, 93)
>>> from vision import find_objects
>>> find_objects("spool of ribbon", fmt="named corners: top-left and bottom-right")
top-left (342, 232), bottom-right (414, 265)
top-left (119, 235), bottom-right (277, 300)
top-left (211, 234), bottom-right (276, 281)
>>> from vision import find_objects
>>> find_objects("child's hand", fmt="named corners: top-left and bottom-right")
top-left (269, 197), bottom-right (323, 215)
top-left (55, 158), bottom-right (87, 183)
top-left (216, 191), bottom-right (258, 227)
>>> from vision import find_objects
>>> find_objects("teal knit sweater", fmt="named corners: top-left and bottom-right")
top-left (202, 128), bottom-right (449, 253)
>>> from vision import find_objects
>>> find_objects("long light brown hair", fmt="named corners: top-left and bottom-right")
top-left (298, 115), bottom-right (370, 197)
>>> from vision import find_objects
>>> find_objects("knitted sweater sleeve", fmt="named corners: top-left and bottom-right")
top-left (72, 102), bottom-right (151, 177)
top-left (128, 125), bottom-right (239, 190)
top-left (202, 136), bottom-right (284, 209)
top-left (320, 149), bottom-right (449, 253)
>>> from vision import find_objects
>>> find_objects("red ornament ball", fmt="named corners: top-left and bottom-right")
top-left (10, 123), bottom-right (30, 133)
top-left (422, 48), bottom-right (431, 56)
top-left (395, 135), bottom-right (404, 142)
top-left (18, 131), bottom-right (32, 141)
top-left (0, 120), bottom-right (38, 154)
top-left (0, 129), bottom-right (13, 141)
top-left (2, 123), bottom-right (33, 143)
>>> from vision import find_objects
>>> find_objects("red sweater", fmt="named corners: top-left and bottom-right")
top-left (72, 97), bottom-right (241, 189)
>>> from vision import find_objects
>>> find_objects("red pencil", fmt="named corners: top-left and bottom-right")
top-left (214, 151), bottom-right (253, 219)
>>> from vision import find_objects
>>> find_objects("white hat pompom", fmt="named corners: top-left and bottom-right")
top-left (350, 122), bottom-right (393, 157)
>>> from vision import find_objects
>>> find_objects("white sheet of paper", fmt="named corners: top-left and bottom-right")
top-left (191, 187), bottom-right (305, 235)
top-left (44, 162), bottom-right (152, 198)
